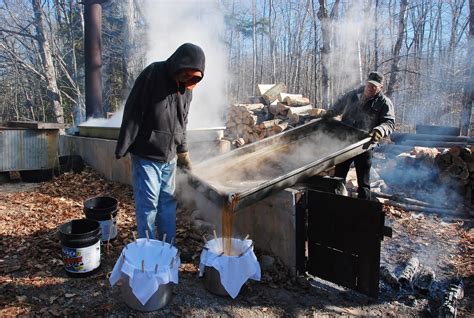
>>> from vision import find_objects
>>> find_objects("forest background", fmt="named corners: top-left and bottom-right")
top-left (1, 0), bottom-right (473, 134)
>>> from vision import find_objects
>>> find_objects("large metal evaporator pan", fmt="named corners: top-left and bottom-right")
top-left (187, 118), bottom-right (372, 211)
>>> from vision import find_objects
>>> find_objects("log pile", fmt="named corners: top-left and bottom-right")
top-left (224, 83), bottom-right (324, 146)
top-left (379, 145), bottom-right (473, 212)
top-left (434, 145), bottom-right (474, 210)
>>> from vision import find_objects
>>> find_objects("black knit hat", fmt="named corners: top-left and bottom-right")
top-left (367, 71), bottom-right (384, 86)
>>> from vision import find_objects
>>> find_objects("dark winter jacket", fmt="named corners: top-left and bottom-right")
top-left (329, 86), bottom-right (395, 137)
top-left (115, 43), bottom-right (205, 162)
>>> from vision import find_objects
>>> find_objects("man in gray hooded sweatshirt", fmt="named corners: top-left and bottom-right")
top-left (115, 43), bottom-right (205, 241)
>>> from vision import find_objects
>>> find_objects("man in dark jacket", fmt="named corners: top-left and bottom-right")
top-left (322, 71), bottom-right (395, 199)
top-left (115, 43), bottom-right (205, 241)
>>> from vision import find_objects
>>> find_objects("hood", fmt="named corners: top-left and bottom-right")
top-left (166, 43), bottom-right (205, 79)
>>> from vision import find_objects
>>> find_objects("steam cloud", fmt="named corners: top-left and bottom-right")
top-left (140, 0), bottom-right (228, 128)
top-left (81, 0), bottom-right (228, 129)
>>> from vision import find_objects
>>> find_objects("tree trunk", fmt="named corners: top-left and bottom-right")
top-left (374, 0), bottom-right (379, 69)
top-left (31, 0), bottom-right (64, 124)
top-left (386, 0), bottom-right (408, 98)
top-left (311, 0), bottom-right (319, 104)
top-left (67, 0), bottom-right (85, 125)
top-left (318, 0), bottom-right (331, 108)
top-left (461, 0), bottom-right (474, 136)
top-left (252, 0), bottom-right (257, 95)
top-left (269, 0), bottom-right (276, 83)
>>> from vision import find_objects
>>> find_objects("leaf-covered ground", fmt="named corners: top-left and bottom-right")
top-left (0, 168), bottom-right (472, 317)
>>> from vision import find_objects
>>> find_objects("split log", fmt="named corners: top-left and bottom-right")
top-left (272, 121), bottom-right (288, 133)
top-left (233, 138), bottom-right (245, 147)
top-left (439, 280), bottom-right (464, 318)
top-left (289, 114), bottom-right (318, 126)
top-left (380, 266), bottom-right (400, 290)
top-left (288, 113), bottom-right (300, 125)
top-left (259, 119), bottom-right (282, 129)
top-left (276, 102), bottom-right (291, 115)
top-left (376, 144), bottom-right (442, 156)
top-left (447, 157), bottom-right (470, 180)
top-left (286, 105), bottom-right (314, 124)
top-left (233, 103), bottom-right (265, 111)
top-left (261, 83), bottom-right (287, 104)
top-left (283, 95), bottom-right (310, 106)
top-left (413, 266), bottom-right (435, 293)
top-left (398, 257), bottom-right (420, 289)
top-left (219, 139), bottom-right (232, 153)
top-left (436, 151), bottom-right (454, 169)
top-left (278, 93), bottom-right (302, 102)
top-left (410, 146), bottom-right (440, 160)
top-left (257, 84), bottom-right (274, 96)
top-left (287, 104), bottom-right (314, 116)
top-left (243, 114), bottom-right (258, 126)
top-left (268, 104), bottom-right (279, 115)
top-left (307, 108), bottom-right (325, 118)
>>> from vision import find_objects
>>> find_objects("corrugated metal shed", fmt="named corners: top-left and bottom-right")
top-left (0, 127), bottom-right (59, 171)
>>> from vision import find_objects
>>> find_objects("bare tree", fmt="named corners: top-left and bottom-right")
top-left (252, 0), bottom-right (257, 95)
top-left (461, 0), bottom-right (474, 135)
top-left (386, 0), bottom-right (408, 98)
top-left (32, 0), bottom-right (64, 123)
top-left (269, 0), bottom-right (276, 83)
top-left (0, 0), bottom-right (472, 132)
top-left (317, 0), bottom-right (339, 108)
top-left (317, 0), bottom-right (331, 108)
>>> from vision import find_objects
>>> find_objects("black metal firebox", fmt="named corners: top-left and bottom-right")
top-left (295, 177), bottom-right (392, 298)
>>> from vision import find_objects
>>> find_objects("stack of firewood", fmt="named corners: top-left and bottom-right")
top-left (224, 83), bottom-right (324, 146)
top-left (379, 145), bottom-right (474, 211)
top-left (435, 145), bottom-right (474, 209)
top-left (224, 103), bottom-right (274, 144)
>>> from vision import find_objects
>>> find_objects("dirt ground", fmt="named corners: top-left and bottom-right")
top-left (0, 168), bottom-right (472, 317)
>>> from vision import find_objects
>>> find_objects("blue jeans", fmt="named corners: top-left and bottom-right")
top-left (131, 154), bottom-right (176, 242)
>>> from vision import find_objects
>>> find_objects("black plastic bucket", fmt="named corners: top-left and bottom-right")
top-left (58, 219), bottom-right (101, 277)
top-left (84, 196), bottom-right (118, 242)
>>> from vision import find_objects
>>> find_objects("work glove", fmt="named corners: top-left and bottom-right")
top-left (321, 109), bottom-right (336, 119)
top-left (369, 129), bottom-right (383, 143)
top-left (177, 152), bottom-right (192, 171)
